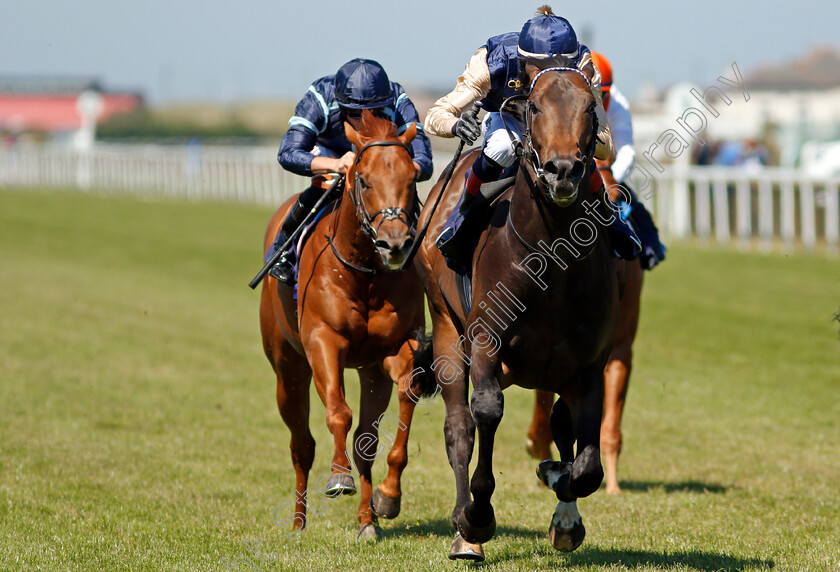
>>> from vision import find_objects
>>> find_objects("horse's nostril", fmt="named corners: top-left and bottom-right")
top-left (375, 240), bottom-right (390, 251)
top-left (570, 161), bottom-right (584, 179)
top-left (402, 237), bottom-right (414, 251)
top-left (543, 161), bottom-right (559, 176)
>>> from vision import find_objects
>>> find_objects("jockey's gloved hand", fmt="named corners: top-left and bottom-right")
top-left (451, 112), bottom-right (481, 145)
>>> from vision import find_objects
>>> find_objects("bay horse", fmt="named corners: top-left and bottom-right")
top-left (415, 66), bottom-right (620, 560)
top-left (526, 163), bottom-right (644, 495)
top-left (259, 112), bottom-right (435, 540)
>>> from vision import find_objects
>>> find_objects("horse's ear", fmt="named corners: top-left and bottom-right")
top-left (397, 122), bottom-right (417, 146)
top-left (345, 121), bottom-right (363, 149)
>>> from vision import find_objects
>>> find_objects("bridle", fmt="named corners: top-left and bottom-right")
top-left (349, 140), bottom-right (418, 241)
top-left (499, 67), bottom-right (599, 189)
top-left (327, 138), bottom-right (419, 274)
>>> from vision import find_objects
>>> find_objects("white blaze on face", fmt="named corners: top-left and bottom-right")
top-left (551, 500), bottom-right (581, 530)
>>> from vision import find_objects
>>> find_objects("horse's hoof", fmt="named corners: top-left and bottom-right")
top-left (549, 520), bottom-right (585, 552)
top-left (324, 473), bottom-right (356, 497)
top-left (548, 500), bottom-right (585, 552)
top-left (356, 522), bottom-right (384, 541)
top-left (456, 504), bottom-right (496, 544)
top-left (370, 488), bottom-right (401, 519)
top-left (448, 532), bottom-right (485, 561)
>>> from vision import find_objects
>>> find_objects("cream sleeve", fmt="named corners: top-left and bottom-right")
top-left (578, 50), bottom-right (614, 160)
top-left (424, 47), bottom-right (492, 138)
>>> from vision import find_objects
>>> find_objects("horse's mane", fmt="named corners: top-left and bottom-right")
top-left (356, 110), bottom-right (399, 141)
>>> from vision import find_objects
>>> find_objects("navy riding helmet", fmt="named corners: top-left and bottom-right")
top-left (334, 58), bottom-right (395, 109)
top-left (517, 9), bottom-right (579, 60)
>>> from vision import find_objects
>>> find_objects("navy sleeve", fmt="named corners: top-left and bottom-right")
top-left (393, 87), bottom-right (434, 182)
top-left (277, 86), bottom-right (329, 177)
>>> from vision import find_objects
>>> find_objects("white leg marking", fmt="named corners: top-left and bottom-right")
top-left (551, 500), bottom-right (581, 530)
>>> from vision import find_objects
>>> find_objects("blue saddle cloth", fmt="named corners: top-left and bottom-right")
top-left (264, 199), bottom-right (338, 293)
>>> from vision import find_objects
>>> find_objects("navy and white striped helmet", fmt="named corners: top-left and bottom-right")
top-left (517, 6), bottom-right (579, 61)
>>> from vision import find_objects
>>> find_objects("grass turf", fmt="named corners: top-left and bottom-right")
top-left (0, 187), bottom-right (838, 571)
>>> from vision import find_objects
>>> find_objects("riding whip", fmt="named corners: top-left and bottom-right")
top-left (399, 102), bottom-right (482, 271)
top-left (248, 174), bottom-right (345, 289)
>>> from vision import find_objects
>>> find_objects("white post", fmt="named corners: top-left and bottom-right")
top-left (713, 177), bottom-right (730, 245)
top-left (74, 90), bottom-right (103, 190)
top-left (825, 181), bottom-right (838, 256)
top-left (799, 180), bottom-right (816, 251)
top-left (736, 178), bottom-right (751, 251)
top-left (695, 176), bottom-right (711, 243)
top-left (781, 179), bottom-right (795, 252)
top-left (758, 177), bottom-right (773, 252)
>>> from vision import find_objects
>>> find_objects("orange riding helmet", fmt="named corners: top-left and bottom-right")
top-left (591, 51), bottom-right (612, 110)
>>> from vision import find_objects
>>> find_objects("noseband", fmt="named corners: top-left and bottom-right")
top-left (499, 67), bottom-right (599, 189)
top-left (350, 140), bottom-right (418, 241)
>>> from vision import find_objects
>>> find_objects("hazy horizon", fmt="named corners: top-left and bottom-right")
top-left (2, 1), bottom-right (838, 105)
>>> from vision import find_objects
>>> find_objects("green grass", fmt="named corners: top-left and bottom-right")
top-left (0, 187), bottom-right (838, 571)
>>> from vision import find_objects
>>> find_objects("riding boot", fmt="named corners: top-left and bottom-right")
top-left (623, 188), bottom-right (667, 270)
top-left (609, 216), bottom-right (642, 260)
top-left (437, 154), bottom-right (504, 262)
top-left (268, 185), bottom-right (324, 283)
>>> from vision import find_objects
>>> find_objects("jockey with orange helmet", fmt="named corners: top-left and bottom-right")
top-left (425, 6), bottom-right (641, 264)
top-left (590, 51), bottom-right (666, 269)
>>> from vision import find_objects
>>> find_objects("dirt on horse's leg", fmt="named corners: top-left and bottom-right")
top-left (432, 316), bottom-right (473, 529)
top-left (372, 339), bottom-right (421, 519)
top-left (527, 390), bottom-right (555, 460)
top-left (353, 366), bottom-right (393, 539)
top-left (602, 260), bottom-right (642, 494)
top-left (272, 339), bottom-right (314, 532)
top-left (307, 334), bottom-right (355, 496)
top-left (458, 342), bottom-right (502, 546)
top-left (427, 309), bottom-right (483, 560)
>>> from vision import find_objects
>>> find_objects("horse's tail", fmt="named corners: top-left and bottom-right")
top-left (408, 329), bottom-right (437, 398)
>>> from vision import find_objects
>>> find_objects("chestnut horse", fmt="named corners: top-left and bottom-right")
top-left (526, 164), bottom-right (644, 495)
top-left (259, 112), bottom-right (434, 540)
top-left (415, 66), bottom-right (620, 561)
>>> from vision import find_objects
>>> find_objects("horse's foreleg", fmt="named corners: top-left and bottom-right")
top-left (270, 339), bottom-right (314, 532)
top-left (602, 347), bottom-right (631, 495)
top-left (602, 260), bottom-right (642, 494)
top-left (306, 332), bottom-right (355, 496)
top-left (540, 366), bottom-right (605, 553)
top-left (353, 366), bottom-right (393, 540)
top-left (568, 365), bottom-right (605, 499)
top-left (371, 338), bottom-right (420, 521)
top-left (527, 390), bottom-right (555, 460)
top-left (458, 348), bottom-right (503, 546)
top-left (428, 313), bottom-right (483, 560)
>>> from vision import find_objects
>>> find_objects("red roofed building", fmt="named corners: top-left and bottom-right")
top-left (0, 77), bottom-right (143, 134)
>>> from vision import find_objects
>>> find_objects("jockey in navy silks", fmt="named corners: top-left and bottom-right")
top-left (424, 6), bottom-right (641, 263)
top-left (269, 58), bottom-right (433, 283)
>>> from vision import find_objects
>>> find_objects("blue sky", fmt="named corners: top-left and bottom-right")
top-left (1, 0), bottom-right (838, 103)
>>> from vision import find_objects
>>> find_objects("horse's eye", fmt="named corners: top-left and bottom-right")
top-left (530, 102), bottom-right (540, 115)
